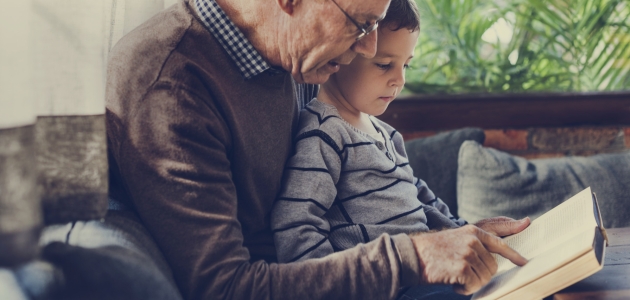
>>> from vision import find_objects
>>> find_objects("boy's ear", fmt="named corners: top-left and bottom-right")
top-left (277, 0), bottom-right (300, 15)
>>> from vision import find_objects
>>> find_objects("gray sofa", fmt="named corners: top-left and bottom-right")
top-left (2, 127), bottom-right (629, 299)
top-left (404, 128), bottom-right (630, 229)
top-left (456, 140), bottom-right (630, 229)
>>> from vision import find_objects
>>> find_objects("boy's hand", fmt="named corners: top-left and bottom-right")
top-left (410, 225), bottom-right (528, 295)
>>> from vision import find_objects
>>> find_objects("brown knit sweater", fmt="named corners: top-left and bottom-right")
top-left (105, 1), bottom-right (420, 299)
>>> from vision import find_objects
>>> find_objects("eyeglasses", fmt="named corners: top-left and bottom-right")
top-left (330, 0), bottom-right (379, 41)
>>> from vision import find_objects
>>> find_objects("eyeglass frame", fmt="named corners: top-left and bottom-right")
top-left (330, 0), bottom-right (379, 41)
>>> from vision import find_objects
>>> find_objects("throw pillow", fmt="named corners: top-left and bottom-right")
top-left (405, 128), bottom-right (486, 218)
top-left (457, 140), bottom-right (630, 228)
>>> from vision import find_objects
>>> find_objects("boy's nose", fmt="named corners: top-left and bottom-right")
top-left (390, 68), bottom-right (405, 87)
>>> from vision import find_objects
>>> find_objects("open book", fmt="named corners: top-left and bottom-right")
top-left (472, 187), bottom-right (607, 300)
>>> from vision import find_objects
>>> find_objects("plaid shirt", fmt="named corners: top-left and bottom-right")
top-left (194, 0), bottom-right (272, 79)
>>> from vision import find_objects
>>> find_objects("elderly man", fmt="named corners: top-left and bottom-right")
top-left (105, 0), bottom-right (529, 299)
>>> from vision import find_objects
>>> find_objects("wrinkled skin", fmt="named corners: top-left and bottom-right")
top-left (411, 217), bottom-right (531, 295)
top-left (277, 0), bottom-right (391, 84)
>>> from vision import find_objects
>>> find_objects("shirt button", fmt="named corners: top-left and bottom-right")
top-left (375, 142), bottom-right (384, 150)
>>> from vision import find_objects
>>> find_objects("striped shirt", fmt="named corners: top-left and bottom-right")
top-left (271, 99), bottom-right (466, 263)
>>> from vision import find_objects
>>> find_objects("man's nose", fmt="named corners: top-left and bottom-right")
top-left (350, 30), bottom-right (378, 58)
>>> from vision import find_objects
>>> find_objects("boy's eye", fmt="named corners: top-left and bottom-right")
top-left (376, 63), bottom-right (391, 70)
top-left (403, 64), bottom-right (410, 69)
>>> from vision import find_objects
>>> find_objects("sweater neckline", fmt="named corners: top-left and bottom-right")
top-left (311, 98), bottom-right (389, 143)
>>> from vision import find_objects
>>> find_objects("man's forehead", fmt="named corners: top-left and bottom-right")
top-left (349, 0), bottom-right (389, 21)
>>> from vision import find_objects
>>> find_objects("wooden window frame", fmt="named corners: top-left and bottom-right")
top-left (379, 91), bottom-right (630, 131)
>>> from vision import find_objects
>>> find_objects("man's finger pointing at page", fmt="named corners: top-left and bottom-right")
top-left (473, 237), bottom-right (499, 275)
top-left (478, 229), bottom-right (528, 266)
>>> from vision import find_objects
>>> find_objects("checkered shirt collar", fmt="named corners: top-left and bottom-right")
top-left (194, 0), bottom-right (271, 79)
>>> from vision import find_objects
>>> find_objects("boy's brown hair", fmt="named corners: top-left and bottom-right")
top-left (379, 0), bottom-right (421, 32)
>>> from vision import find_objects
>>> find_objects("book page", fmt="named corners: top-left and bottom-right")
top-left (473, 227), bottom-right (597, 300)
top-left (495, 188), bottom-right (597, 273)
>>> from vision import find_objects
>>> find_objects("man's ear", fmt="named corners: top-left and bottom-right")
top-left (277, 0), bottom-right (300, 15)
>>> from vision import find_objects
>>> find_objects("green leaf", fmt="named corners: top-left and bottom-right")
top-left (408, 0), bottom-right (630, 94)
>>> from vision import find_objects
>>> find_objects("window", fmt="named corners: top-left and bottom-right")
top-left (406, 0), bottom-right (630, 94)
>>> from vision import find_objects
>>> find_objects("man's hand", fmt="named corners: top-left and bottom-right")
top-left (474, 216), bottom-right (530, 237)
top-left (410, 225), bottom-right (528, 295)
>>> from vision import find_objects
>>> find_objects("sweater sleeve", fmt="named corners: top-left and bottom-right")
top-left (271, 127), bottom-right (341, 262)
top-left (112, 86), bottom-right (421, 300)
top-left (385, 124), bottom-right (467, 228)
top-left (415, 178), bottom-right (467, 227)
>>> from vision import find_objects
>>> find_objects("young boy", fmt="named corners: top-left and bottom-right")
top-left (271, 0), bottom-right (467, 264)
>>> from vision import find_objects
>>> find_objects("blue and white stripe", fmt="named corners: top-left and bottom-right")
top-left (271, 99), bottom-right (466, 263)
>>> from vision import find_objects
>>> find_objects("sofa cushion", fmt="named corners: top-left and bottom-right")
top-left (405, 128), bottom-right (486, 218)
top-left (0, 125), bottom-right (41, 267)
top-left (36, 115), bottom-right (109, 225)
top-left (42, 242), bottom-right (182, 300)
top-left (13, 210), bottom-right (184, 300)
top-left (457, 140), bottom-right (630, 228)
top-left (0, 269), bottom-right (28, 300)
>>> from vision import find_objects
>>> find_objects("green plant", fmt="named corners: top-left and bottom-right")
top-left (405, 0), bottom-right (630, 94)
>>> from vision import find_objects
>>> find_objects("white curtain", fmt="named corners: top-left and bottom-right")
top-left (0, 0), bottom-right (173, 125)
top-left (0, 0), bottom-right (35, 129)
top-left (123, 0), bottom-right (165, 36)
top-left (32, 0), bottom-right (116, 116)
top-left (30, 0), bottom-right (169, 117)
